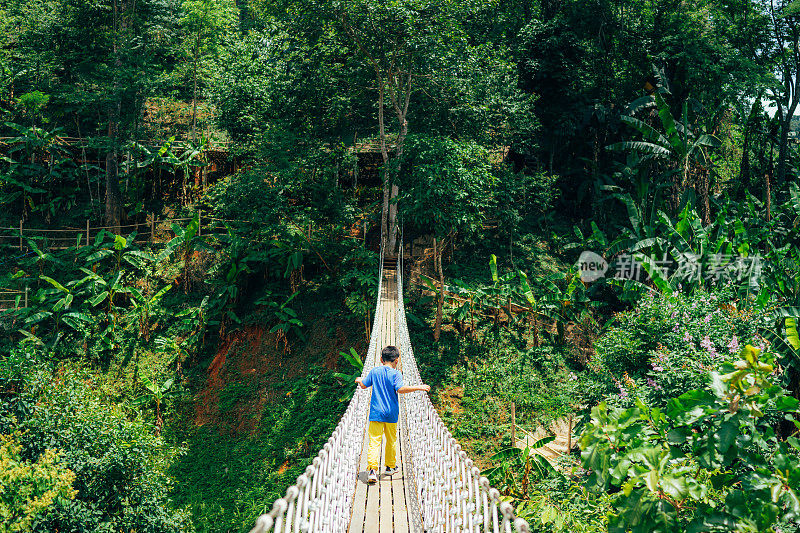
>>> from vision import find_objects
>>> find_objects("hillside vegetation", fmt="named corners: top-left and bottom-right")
top-left (3, 0), bottom-right (800, 532)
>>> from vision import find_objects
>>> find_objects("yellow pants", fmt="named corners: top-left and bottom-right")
top-left (367, 421), bottom-right (397, 470)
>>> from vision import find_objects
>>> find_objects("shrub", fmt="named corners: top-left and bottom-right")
top-left (0, 353), bottom-right (190, 532)
top-left (579, 346), bottom-right (800, 532)
top-left (590, 289), bottom-right (760, 408)
top-left (0, 433), bottom-right (76, 532)
top-left (594, 327), bottom-right (647, 374)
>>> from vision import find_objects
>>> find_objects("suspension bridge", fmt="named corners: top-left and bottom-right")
top-left (248, 241), bottom-right (530, 533)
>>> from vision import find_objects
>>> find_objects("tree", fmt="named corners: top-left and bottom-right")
top-left (769, 0), bottom-right (800, 189)
top-left (396, 135), bottom-right (494, 340)
top-left (331, 0), bottom-right (472, 252)
top-left (607, 91), bottom-right (721, 222)
top-left (181, 0), bottom-right (239, 142)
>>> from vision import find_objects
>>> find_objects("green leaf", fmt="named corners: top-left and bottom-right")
top-left (40, 275), bottom-right (68, 293)
top-left (89, 291), bottom-right (109, 307)
top-left (530, 435), bottom-right (555, 449)
top-left (715, 419), bottom-right (737, 454)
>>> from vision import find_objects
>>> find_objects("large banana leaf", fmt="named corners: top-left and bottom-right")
top-left (619, 115), bottom-right (670, 147)
top-left (606, 141), bottom-right (671, 158)
top-left (654, 93), bottom-right (682, 153)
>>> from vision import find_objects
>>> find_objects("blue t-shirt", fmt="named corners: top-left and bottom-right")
top-left (362, 365), bottom-right (404, 423)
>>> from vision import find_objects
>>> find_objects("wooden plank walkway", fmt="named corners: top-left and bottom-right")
top-left (348, 268), bottom-right (414, 533)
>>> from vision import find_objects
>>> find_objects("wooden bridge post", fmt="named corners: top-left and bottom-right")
top-left (363, 220), bottom-right (367, 244)
top-left (19, 219), bottom-right (23, 251)
top-left (150, 213), bottom-right (155, 241)
top-left (198, 210), bottom-right (202, 236)
top-left (86, 219), bottom-right (90, 246)
top-left (24, 286), bottom-right (28, 309)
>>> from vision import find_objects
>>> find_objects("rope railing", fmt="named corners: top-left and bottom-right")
top-left (396, 242), bottom-right (530, 533)
top-left (247, 232), bottom-right (529, 532)
top-left (247, 250), bottom-right (385, 533)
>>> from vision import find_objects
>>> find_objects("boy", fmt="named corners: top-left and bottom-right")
top-left (355, 345), bottom-right (430, 484)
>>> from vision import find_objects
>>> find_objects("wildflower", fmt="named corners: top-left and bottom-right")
top-left (672, 323), bottom-right (680, 332)
top-left (700, 336), bottom-right (714, 351)
top-left (651, 362), bottom-right (664, 372)
top-left (704, 314), bottom-right (712, 324)
top-left (569, 372), bottom-right (578, 381)
top-left (618, 388), bottom-right (628, 398)
top-left (683, 331), bottom-right (692, 343)
top-left (727, 336), bottom-right (739, 354)
top-left (646, 377), bottom-right (662, 390)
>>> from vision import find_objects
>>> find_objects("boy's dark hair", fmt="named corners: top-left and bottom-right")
top-left (381, 345), bottom-right (400, 362)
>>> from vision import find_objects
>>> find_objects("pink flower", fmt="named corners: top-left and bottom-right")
top-left (646, 377), bottom-right (662, 390)
top-left (704, 314), bottom-right (712, 323)
top-left (683, 332), bottom-right (692, 343)
top-left (727, 336), bottom-right (740, 354)
top-left (700, 336), bottom-right (718, 358)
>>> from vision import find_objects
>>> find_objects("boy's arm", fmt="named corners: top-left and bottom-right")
top-left (354, 377), bottom-right (369, 389)
top-left (397, 384), bottom-right (430, 393)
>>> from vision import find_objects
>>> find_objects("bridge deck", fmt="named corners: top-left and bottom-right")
top-left (348, 270), bottom-right (413, 533)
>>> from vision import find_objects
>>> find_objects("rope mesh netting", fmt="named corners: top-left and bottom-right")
top-left (249, 241), bottom-right (529, 533)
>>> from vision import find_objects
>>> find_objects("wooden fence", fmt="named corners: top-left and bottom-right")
top-left (0, 215), bottom-right (371, 310)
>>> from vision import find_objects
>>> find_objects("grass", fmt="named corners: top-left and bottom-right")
top-left (408, 295), bottom-right (583, 467)
top-left (163, 290), bottom-right (366, 532)
top-left (167, 368), bottom-right (348, 532)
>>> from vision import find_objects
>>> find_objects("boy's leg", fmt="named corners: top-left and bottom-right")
top-left (367, 421), bottom-right (383, 471)
top-left (383, 422), bottom-right (398, 468)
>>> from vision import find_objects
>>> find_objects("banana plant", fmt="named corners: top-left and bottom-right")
top-left (607, 92), bottom-right (720, 194)
top-left (214, 256), bottom-right (251, 334)
top-left (22, 238), bottom-right (64, 276)
top-left (487, 254), bottom-right (522, 328)
top-left (1, 122), bottom-right (71, 217)
top-left (537, 271), bottom-right (594, 345)
top-left (132, 376), bottom-right (179, 435)
top-left (481, 435), bottom-right (560, 499)
top-left (23, 275), bottom-right (93, 346)
top-left (518, 272), bottom-right (544, 346)
top-left (79, 267), bottom-right (131, 322)
top-left (169, 213), bottom-right (213, 293)
top-left (445, 278), bottom-right (483, 338)
top-left (255, 291), bottom-right (305, 354)
top-left (332, 347), bottom-right (364, 388)
top-left (128, 284), bottom-right (171, 342)
top-left (176, 136), bottom-right (210, 204)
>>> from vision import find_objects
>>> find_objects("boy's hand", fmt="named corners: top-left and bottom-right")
top-left (354, 377), bottom-right (363, 385)
top-left (420, 384), bottom-right (430, 392)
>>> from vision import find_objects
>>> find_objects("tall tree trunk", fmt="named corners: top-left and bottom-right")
top-left (192, 34), bottom-right (200, 143)
top-left (433, 236), bottom-right (443, 341)
top-left (777, 115), bottom-right (792, 189)
top-left (387, 114), bottom-right (407, 252)
top-left (105, 0), bottom-right (124, 233)
top-left (768, 132), bottom-right (775, 221)
top-left (770, 7), bottom-right (800, 189)
top-left (105, 134), bottom-right (122, 232)
top-left (378, 80), bottom-right (391, 250)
